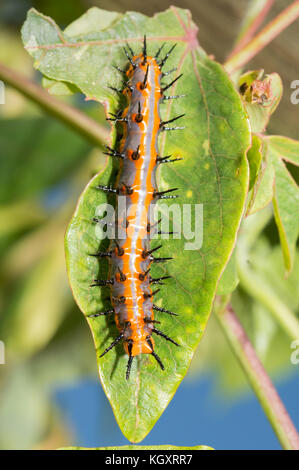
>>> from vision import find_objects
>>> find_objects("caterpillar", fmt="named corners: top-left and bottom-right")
top-left (88, 37), bottom-right (184, 380)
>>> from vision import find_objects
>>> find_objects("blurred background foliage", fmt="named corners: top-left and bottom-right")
top-left (0, 0), bottom-right (298, 450)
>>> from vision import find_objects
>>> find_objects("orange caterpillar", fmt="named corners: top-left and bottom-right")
top-left (89, 37), bottom-right (184, 379)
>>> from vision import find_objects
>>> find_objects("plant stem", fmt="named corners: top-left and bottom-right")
top-left (225, 0), bottom-right (299, 74)
top-left (216, 300), bottom-right (299, 450)
top-left (227, 0), bottom-right (274, 59)
top-left (0, 62), bottom-right (109, 146)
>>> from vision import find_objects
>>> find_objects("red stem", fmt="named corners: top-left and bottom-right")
top-left (225, 0), bottom-right (299, 74)
top-left (227, 0), bottom-right (274, 59)
top-left (218, 303), bottom-right (299, 450)
top-left (0, 62), bottom-right (109, 146)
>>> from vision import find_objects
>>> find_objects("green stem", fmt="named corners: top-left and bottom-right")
top-left (216, 300), bottom-right (299, 450)
top-left (0, 62), bottom-right (109, 146)
top-left (225, 0), bottom-right (299, 74)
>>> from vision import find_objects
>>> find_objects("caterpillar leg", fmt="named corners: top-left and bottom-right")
top-left (153, 304), bottom-right (178, 316)
top-left (88, 309), bottom-right (114, 317)
top-left (153, 327), bottom-right (179, 346)
top-left (147, 337), bottom-right (165, 371)
top-left (126, 340), bottom-right (134, 380)
top-left (100, 332), bottom-right (124, 358)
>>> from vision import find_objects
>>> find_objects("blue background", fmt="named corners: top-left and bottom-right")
top-left (54, 370), bottom-right (299, 450)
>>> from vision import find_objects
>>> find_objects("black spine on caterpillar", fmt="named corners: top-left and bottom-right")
top-left (89, 37), bottom-right (184, 379)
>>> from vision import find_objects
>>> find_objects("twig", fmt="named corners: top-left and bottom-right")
top-left (216, 300), bottom-right (299, 450)
top-left (227, 0), bottom-right (274, 59)
top-left (0, 62), bottom-right (109, 146)
top-left (225, 0), bottom-right (299, 74)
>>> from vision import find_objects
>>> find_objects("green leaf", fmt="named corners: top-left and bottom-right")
top-left (42, 76), bottom-right (80, 95)
top-left (230, 283), bottom-right (296, 387)
top-left (246, 139), bottom-right (275, 215)
top-left (271, 158), bottom-right (299, 275)
top-left (64, 7), bottom-right (121, 36)
top-left (260, 136), bottom-right (299, 274)
top-left (2, 242), bottom-right (72, 358)
top-left (250, 238), bottom-right (299, 316)
top-left (264, 135), bottom-right (299, 167)
top-left (247, 135), bottom-right (262, 190)
top-left (239, 71), bottom-right (282, 133)
top-left (217, 155), bottom-right (273, 294)
top-left (39, 8), bottom-right (122, 96)
top-left (0, 364), bottom-right (50, 449)
top-left (217, 249), bottom-right (239, 295)
top-left (0, 200), bottom-right (45, 239)
top-left (0, 117), bottom-right (91, 203)
top-left (236, 209), bottom-right (299, 340)
top-left (61, 445), bottom-right (212, 450)
top-left (23, 7), bottom-right (250, 441)
top-left (191, 239), bottom-right (299, 393)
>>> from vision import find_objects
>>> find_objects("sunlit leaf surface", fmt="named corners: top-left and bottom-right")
top-left (23, 7), bottom-right (250, 442)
